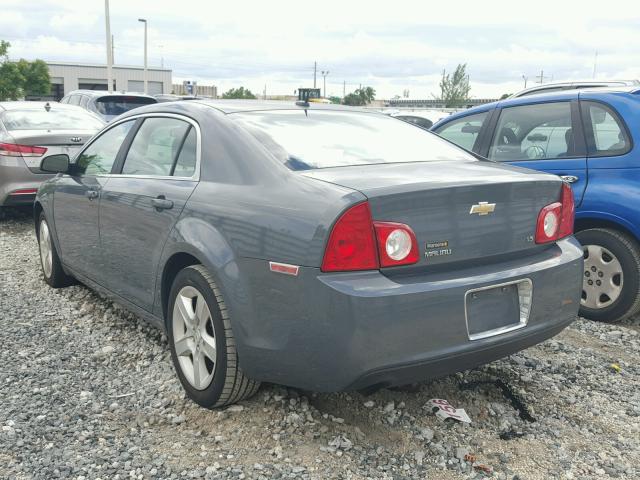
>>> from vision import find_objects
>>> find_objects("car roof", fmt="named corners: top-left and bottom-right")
top-left (64, 90), bottom-right (157, 100)
top-left (0, 101), bottom-right (92, 112)
top-left (433, 86), bottom-right (640, 127)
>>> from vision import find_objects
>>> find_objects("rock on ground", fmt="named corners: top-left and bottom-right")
top-left (1, 208), bottom-right (639, 479)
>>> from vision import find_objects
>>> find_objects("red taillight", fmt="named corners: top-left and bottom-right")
top-left (535, 183), bottom-right (575, 244)
top-left (9, 188), bottom-right (38, 196)
top-left (373, 221), bottom-right (420, 267)
top-left (0, 142), bottom-right (47, 157)
top-left (321, 202), bottom-right (378, 272)
top-left (321, 202), bottom-right (420, 272)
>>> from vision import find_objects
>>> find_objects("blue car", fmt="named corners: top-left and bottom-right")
top-left (432, 87), bottom-right (640, 323)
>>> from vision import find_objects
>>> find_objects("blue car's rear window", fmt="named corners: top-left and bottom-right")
top-left (232, 110), bottom-right (477, 170)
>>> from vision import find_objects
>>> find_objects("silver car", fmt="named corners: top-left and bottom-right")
top-left (0, 102), bottom-right (104, 207)
top-left (60, 90), bottom-right (158, 122)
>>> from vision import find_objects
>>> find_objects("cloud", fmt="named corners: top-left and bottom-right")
top-left (2, 0), bottom-right (640, 98)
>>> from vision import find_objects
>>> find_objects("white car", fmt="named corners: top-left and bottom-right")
top-left (388, 109), bottom-right (450, 129)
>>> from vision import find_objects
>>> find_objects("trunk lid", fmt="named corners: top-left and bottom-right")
top-left (303, 161), bottom-right (564, 269)
top-left (7, 130), bottom-right (94, 172)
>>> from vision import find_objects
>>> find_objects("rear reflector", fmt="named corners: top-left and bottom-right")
top-left (0, 143), bottom-right (48, 157)
top-left (321, 202), bottom-right (379, 272)
top-left (535, 183), bottom-right (575, 244)
top-left (269, 261), bottom-right (299, 276)
top-left (9, 188), bottom-right (38, 196)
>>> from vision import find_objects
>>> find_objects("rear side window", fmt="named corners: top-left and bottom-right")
top-left (122, 118), bottom-right (191, 176)
top-left (488, 102), bottom-right (574, 161)
top-left (76, 120), bottom-right (134, 175)
top-left (68, 95), bottom-right (81, 106)
top-left (582, 101), bottom-right (630, 157)
top-left (233, 110), bottom-right (476, 170)
top-left (173, 128), bottom-right (197, 177)
top-left (434, 111), bottom-right (488, 152)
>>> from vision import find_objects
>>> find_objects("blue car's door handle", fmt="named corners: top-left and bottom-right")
top-left (152, 196), bottom-right (174, 211)
top-left (560, 175), bottom-right (579, 184)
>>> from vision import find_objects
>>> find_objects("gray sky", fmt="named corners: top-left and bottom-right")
top-left (2, 0), bottom-right (639, 98)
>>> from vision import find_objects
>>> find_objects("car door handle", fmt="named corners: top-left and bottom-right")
top-left (85, 189), bottom-right (99, 200)
top-left (560, 175), bottom-right (579, 184)
top-left (152, 196), bottom-right (174, 211)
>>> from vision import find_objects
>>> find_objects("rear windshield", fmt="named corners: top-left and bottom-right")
top-left (232, 110), bottom-right (476, 170)
top-left (1, 109), bottom-right (104, 131)
top-left (94, 96), bottom-right (157, 116)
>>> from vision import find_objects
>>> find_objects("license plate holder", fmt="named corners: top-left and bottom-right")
top-left (465, 279), bottom-right (532, 340)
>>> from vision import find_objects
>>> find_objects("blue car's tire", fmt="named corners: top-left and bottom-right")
top-left (167, 265), bottom-right (260, 408)
top-left (576, 228), bottom-right (640, 323)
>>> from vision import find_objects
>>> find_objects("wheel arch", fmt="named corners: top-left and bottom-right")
top-left (156, 217), bottom-right (247, 332)
top-left (574, 214), bottom-right (640, 245)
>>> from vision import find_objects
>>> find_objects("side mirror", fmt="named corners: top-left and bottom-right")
top-left (40, 154), bottom-right (70, 174)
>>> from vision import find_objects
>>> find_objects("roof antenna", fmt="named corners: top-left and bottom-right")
top-left (44, 102), bottom-right (51, 112)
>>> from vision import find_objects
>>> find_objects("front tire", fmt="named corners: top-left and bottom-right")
top-left (576, 228), bottom-right (640, 323)
top-left (167, 265), bottom-right (260, 408)
top-left (37, 213), bottom-right (74, 288)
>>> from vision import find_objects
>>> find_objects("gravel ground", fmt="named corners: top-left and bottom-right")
top-left (1, 208), bottom-right (639, 480)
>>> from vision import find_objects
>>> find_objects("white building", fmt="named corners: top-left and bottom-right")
top-left (46, 62), bottom-right (172, 100)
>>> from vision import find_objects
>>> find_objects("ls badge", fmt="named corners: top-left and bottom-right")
top-left (425, 240), bottom-right (452, 258)
top-left (469, 202), bottom-right (496, 216)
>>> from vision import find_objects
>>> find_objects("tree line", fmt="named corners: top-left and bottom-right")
top-left (0, 41), bottom-right (51, 101)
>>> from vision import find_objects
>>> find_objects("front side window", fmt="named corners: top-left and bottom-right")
top-left (233, 110), bottom-right (477, 171)
top-left (75, 121), bottom-right (134, 175)
top-left (434, 111), bottom-right (488, 152)
top-left (121, 117), bottom-right (191, 176)
top-left (582, 101), bottom-right (630, 156)
top-left (488, 102), bottom-right (574, 162)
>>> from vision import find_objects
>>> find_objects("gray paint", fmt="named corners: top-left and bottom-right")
top-left (35, 101), bottom-right (583, 392)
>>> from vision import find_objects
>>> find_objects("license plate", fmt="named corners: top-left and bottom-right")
top-left (464, 279), bottom-right (532, 340)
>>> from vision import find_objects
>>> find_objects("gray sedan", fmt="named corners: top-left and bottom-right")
top-left (0, 101), bottom-right (104, 207)
top-left (34, 101), bottom-right (583, 408)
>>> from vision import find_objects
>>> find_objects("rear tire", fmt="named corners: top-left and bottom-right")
top-left (576, 228), bottom-right (640, 323)
top-left (167, 265), bottom-right (260, 408)
top-left (37, 212), bottom-right (75, 288)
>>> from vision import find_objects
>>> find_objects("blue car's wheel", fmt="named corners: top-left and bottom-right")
top-left (167, 265), bottom-right (260, 408)
top-left (577, 228), bottom-right (640, 323)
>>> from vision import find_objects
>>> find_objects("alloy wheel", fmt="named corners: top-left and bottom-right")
top-left (172, 286), bottom-right (217, 390)
top-left (582, 244), bottom-right (623, 309)
top-left (39, 220), bottom-right (53, 279)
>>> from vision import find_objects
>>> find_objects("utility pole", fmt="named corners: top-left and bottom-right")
top-left (105, 0), bottom-right (113, 93)
top-left (111, 34), bottom-right (115, 65)
top-left (536, 69), bottom-right (548, 84)
top-left (321, 70), bottom-right (329, 98)
top-left (343, 80), bottom-right (345, 98)
top-left (522, 74), bottom-right (528, 89)
top-left (593, 51), bottom-right (598, 79)
top-left (138, 18), bottom-right (148, 94)
top-left (313, 61), bottom-right (317, 88)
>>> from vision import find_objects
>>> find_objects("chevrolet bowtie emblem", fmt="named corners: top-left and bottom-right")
top-left (469, 202), bottom-right (496, 216)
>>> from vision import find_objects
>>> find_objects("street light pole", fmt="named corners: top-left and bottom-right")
top-left (321, 70), bottom-right (329, 98)
top-left (105, 0), bottom-right (113, 93)
top-left (138, 18), bottom-right (148, 94)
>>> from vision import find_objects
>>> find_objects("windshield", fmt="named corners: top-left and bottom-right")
top-left (94, 96), bottom-right (157, 116)
top-left (232, 110), bottom-right (476, 170)
top-left (1, 109), bottom-right (104, 131)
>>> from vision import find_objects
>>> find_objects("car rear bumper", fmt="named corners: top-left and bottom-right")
top-left (234, 237), bottom-right (584, 391)
top-left (0, 158), bottom-right (53, 206)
